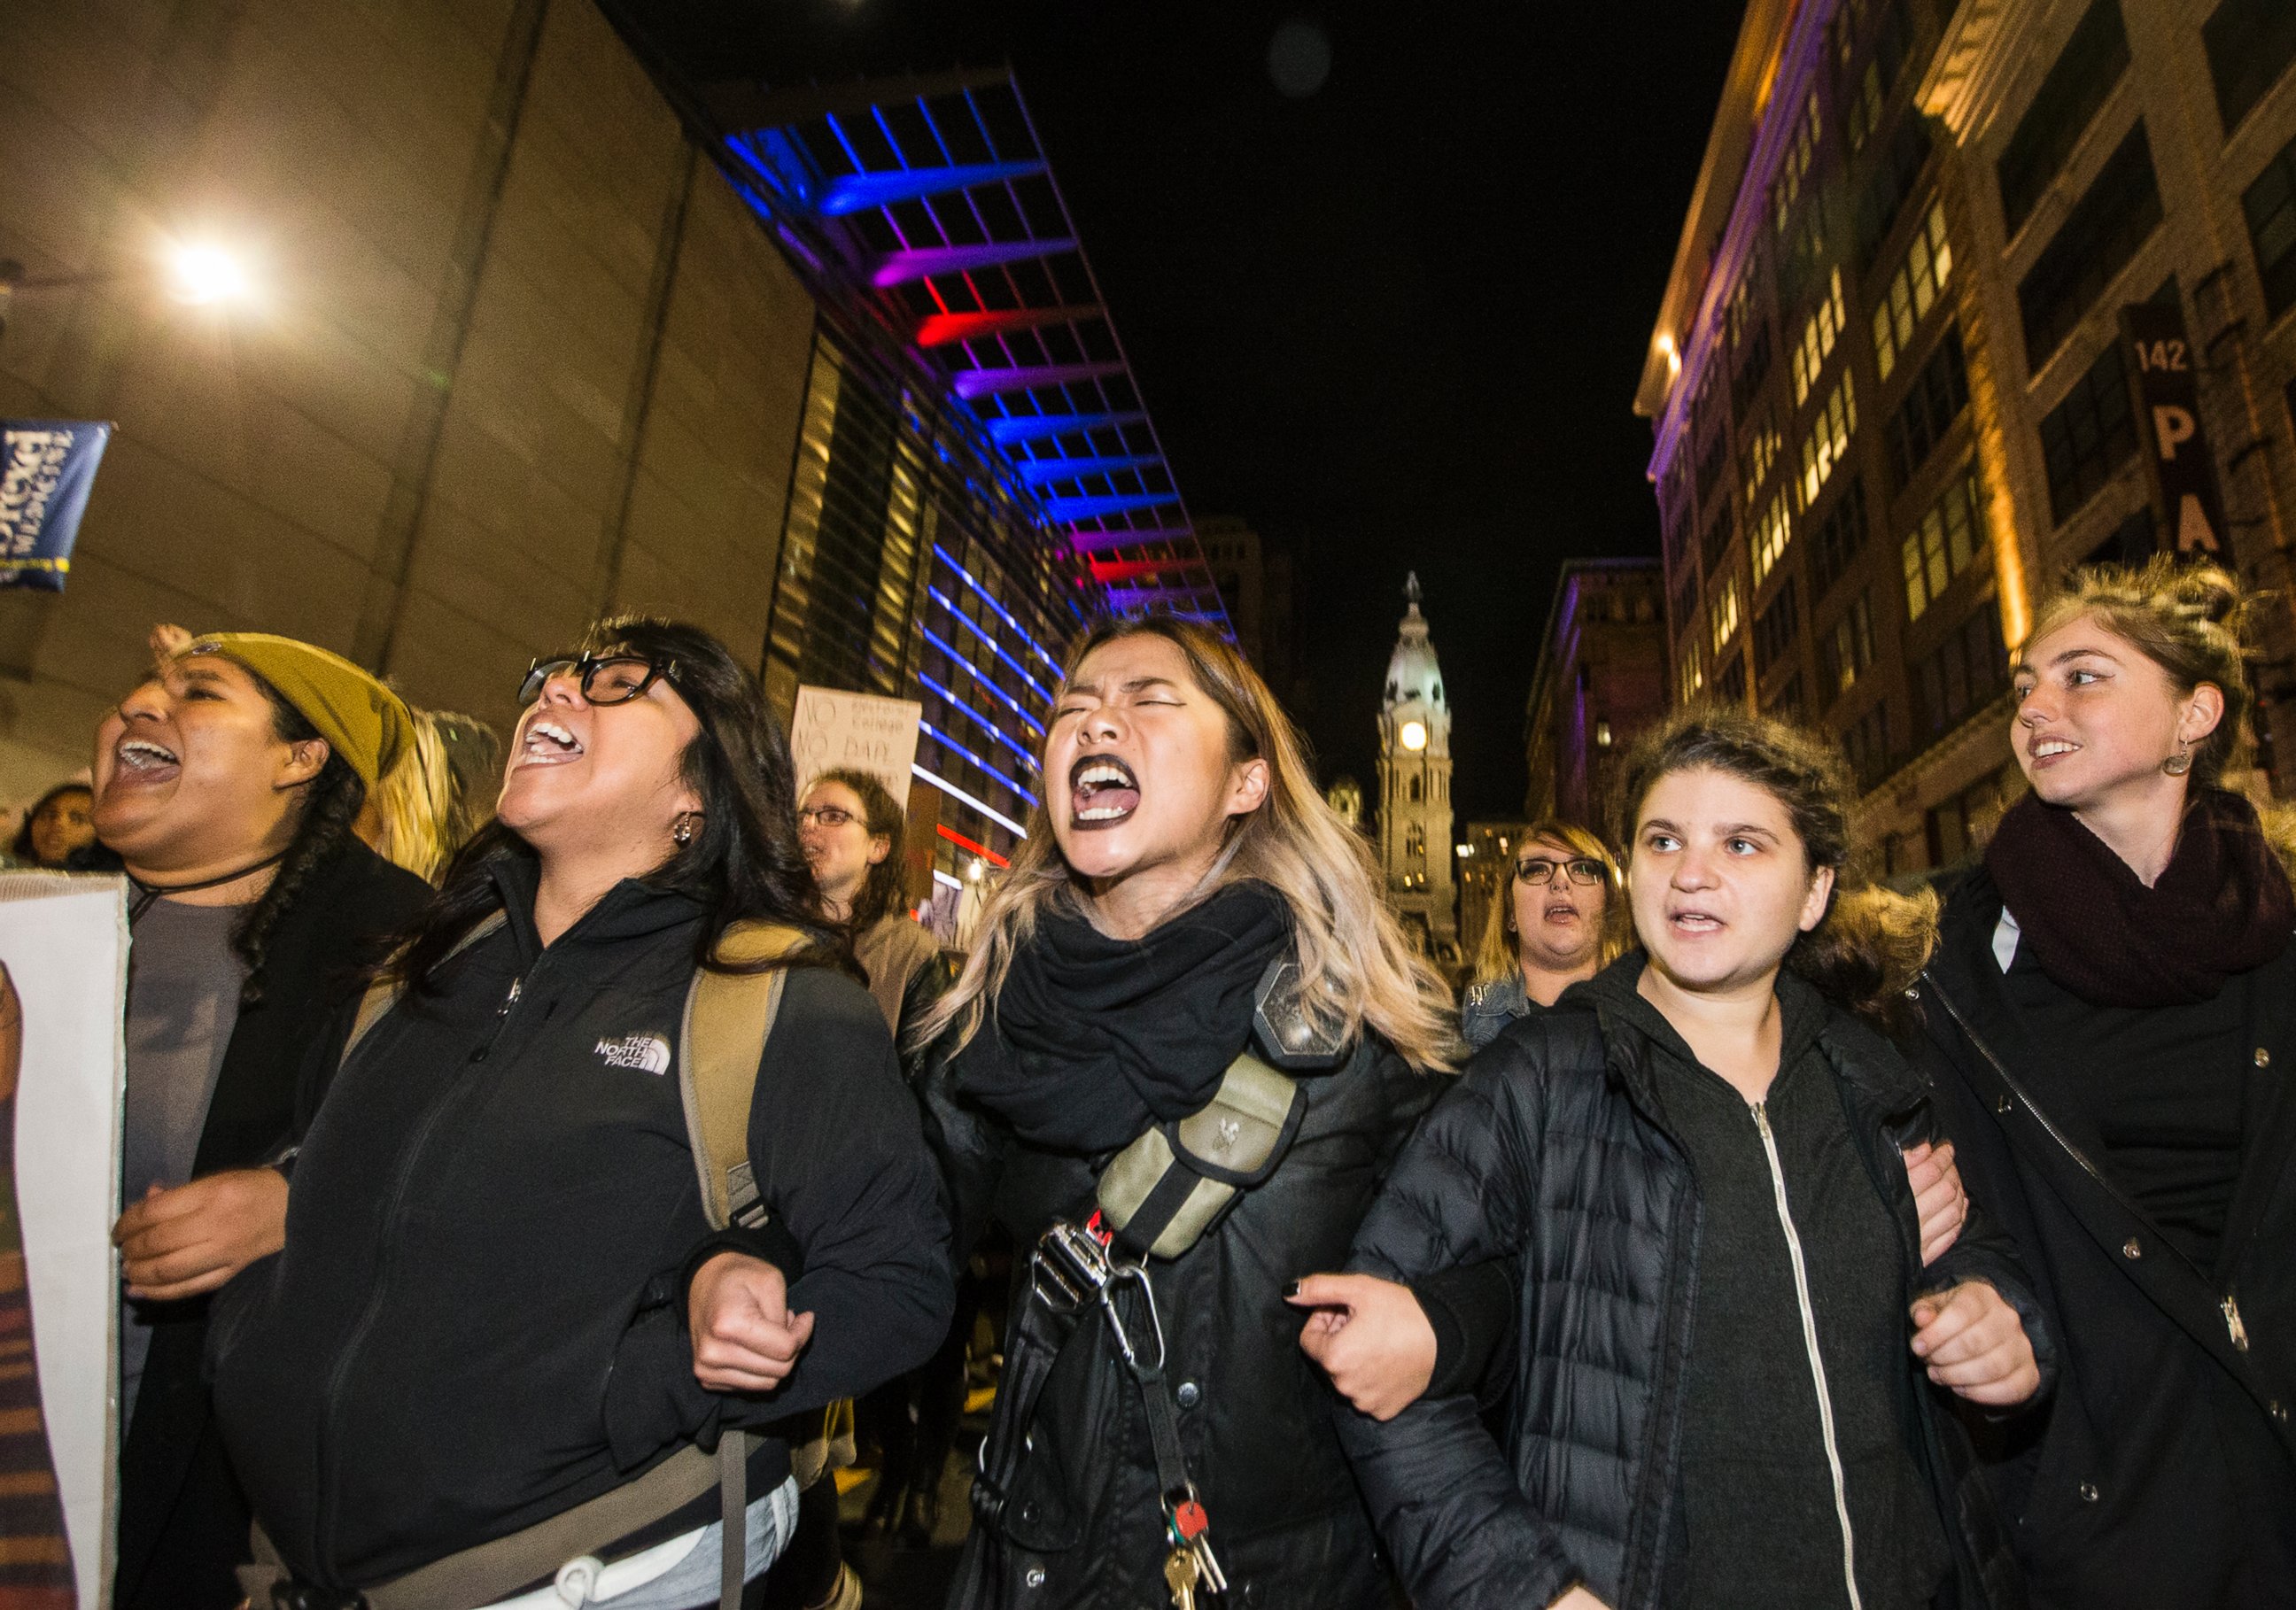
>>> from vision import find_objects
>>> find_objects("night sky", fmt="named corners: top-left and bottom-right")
top-left (620, 2), bottom-right (1745, 820)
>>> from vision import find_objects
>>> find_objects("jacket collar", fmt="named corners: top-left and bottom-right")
top-left (1570, 950), bottom-right (1924, 1126)
top-left (485, 850), bottom-right (708, 966)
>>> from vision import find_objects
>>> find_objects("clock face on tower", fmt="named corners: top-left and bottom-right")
top-left (1378, 573), bottom-right (1457, 955)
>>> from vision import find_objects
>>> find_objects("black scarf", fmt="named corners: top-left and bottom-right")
top-left (1986, 787), bottom-right (2295, 1007)
top-left (950, 881), bottom-right (1292, 1152)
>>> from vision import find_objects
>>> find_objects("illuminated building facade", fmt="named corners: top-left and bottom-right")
top-left (1638, 0), bottom-right (2296, 869)
top-left (711, 70), bottom-right (1229, 894)
top-left (1377, 574), bottom-right (1457, 955)
top-left (1522, 558), bottom-right (1669, 841)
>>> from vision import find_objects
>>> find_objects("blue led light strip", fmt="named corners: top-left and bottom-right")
top-left (933, 546), bottom-right (1068, 680)
top-left (918, 623), bottom-right (1046, 734)
top-left (919, 717), bottom-right (1040, 806)
top-left (925, 584), bottom-right (1056, 703)
top-left (914, 763), bottom-right (1030, 840)
top-left (917, 670), bottom-right (1043, 773)
top-left (934, 868), bottom-right (966, 891)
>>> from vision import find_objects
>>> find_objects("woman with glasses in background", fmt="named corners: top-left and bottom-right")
top-left (1460, 822), bottom-right (1629, 1050)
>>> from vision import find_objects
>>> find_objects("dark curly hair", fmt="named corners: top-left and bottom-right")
top-left (393, 616), bottom-right (838, 991)
top-left (803, 767), bottom-right (908, 932)
top-left (237, 681), bottom-right (368, 1002)
top-left (1614, 706), bottom-right (1938, 1029)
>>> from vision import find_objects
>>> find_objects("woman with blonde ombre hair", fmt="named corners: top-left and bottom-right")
top-left (916, 615), bottom-right (1454, 1609)
top-left (1911, 557), bottom-right (2296, 1610)
top-left (1462, 818), bottom-right (1630, 1049)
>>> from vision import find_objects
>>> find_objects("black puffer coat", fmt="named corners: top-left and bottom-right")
top-left (919, 1021), bottom-right (1436, 1608)
top-left (1339, 960), bottom-right (2049, 1610)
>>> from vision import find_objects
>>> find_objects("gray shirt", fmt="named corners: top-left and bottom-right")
top-left (120, 898), bottom-right (247, 1422)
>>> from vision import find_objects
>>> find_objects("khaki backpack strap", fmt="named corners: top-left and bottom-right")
top-left (337, 911), bottom-right (510, 1072)
top-left (677, 920), bottom-right (808, 1231)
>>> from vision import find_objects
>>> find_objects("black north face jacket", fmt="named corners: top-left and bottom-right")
top-left (208, 859), bottom-right (952, 1591)
top-left (1339, 960), bottom-right (2050, 1610)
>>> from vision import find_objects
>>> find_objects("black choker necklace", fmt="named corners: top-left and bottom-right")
top-left (128, 850), bottom-right (287, 920)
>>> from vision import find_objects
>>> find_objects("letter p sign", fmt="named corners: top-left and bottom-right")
top-left (2153, 405), bottom-right (2198, 462)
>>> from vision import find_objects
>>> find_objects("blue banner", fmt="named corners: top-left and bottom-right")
top-left (0, 421), bottom-right (112, 592)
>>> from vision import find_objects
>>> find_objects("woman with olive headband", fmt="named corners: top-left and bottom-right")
top-left (210, 618), bottom-right (949, 1610)
top-left (90, 631), bottom-right (432, 1610)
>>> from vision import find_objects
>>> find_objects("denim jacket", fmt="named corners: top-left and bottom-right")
top-left (1460, 971), bottom-right (1533, 1050)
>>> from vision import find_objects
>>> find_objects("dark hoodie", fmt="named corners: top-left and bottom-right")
top-left (207, 857), bottom-right (952, 1591)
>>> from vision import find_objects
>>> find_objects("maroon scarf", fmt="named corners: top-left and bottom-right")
top-left (1986, 788), bottom-right (2295, 1007)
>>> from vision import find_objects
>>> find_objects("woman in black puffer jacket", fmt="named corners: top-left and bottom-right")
top-left (1303, 710), bottom-right (2053, 1610)
top-left (916, 616), bottom-right (1458, 1610)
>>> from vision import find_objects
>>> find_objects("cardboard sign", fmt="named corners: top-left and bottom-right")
top-left (787, 686), bottom-right (923, 811)
top-left (1, 871), bottom-right (131, 1610)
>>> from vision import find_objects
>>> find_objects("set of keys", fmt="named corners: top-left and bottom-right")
top-left (1160, 1491), bottom-right (1228, 1608)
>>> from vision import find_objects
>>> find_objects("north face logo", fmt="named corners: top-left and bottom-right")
top-left (595, 1032), bottom-right (671, 1075)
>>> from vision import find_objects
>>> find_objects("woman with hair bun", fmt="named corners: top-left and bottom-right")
top-left (1912, 558), bottom-right (2296, 1610)
top-left (916, 615), bottom-right (1457, 1608)
top-left (1301, 707), bottom-right (2047, 1610)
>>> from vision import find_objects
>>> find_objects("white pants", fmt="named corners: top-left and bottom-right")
top-left (477, 1475), bottom-right (800, 1610)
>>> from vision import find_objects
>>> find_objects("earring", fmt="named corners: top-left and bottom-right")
top-left (671, 811), bottom-right (697, 846)
top-left (2163, 740), bottom-right (2192, 778)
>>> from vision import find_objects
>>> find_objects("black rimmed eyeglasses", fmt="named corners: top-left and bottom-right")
top-left (1516, 855), bottom-right (1605, 886)
top-left (518, 654), bottom-right (679, 707)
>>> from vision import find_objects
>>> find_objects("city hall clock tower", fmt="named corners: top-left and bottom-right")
top-left (1377, 573), bottom-right (1456, 956)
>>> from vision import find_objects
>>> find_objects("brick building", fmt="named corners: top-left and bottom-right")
top-left (1636, 0), bottom-right (2296, 869)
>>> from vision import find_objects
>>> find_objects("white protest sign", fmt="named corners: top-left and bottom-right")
top-left (2, 871), bottom-right (130, 1610)
top-left (788, 686), bottom-right (923, 810)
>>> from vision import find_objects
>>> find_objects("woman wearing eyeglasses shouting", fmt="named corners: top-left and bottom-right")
top-left (1461, 822), bottom-right (1630, 1050)
top-left (210, 618), bottom-right (951, 1610)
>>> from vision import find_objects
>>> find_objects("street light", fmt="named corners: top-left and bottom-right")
top-left (0, 236), bottom-right (260, 342)
top-left (163, 241), bottom-right (255, 306)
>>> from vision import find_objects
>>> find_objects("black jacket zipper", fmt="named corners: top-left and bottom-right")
top-left (310, 963), bottom-right (530, 1582)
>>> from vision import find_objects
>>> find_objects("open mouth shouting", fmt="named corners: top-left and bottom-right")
top-left (110, 735), bottom-right (182, 788)
top-left (518, 716), bottom-right (586, 768)
top-left (1069, 754), bottom-right (1141, 829)
top-left (1666, 906), bottom-right (1725, 937)
top-left (1540, 899), bottom-right (1583, 925)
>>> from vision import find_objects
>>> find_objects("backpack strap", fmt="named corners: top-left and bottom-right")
top-left (677, 919), bottom-right (810, 1231)
top-left (336, 911), bottom-right (508, 1072)
top-left (676, 919), bottom-right (811, 1609)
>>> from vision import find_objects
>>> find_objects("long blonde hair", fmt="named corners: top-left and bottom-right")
top-left (1470, 819), bottom-right (1631, 986)
top-left (916, 616), bottom-right (1460, 1072)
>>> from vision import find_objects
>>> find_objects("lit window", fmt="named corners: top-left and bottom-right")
top-left (1902, 462), bottom-right (1985, 622)
top-left (1873, 200), bottom-right (1954, 382)
top-left (1751, 489), bottom-right (1793, 585)
top-left (1709, 573), bottom-right (1742, 656)
top-left (1792, 268), bottom-right (1849, 406)
top-left (1797, 371), bottom-right (1858, 510)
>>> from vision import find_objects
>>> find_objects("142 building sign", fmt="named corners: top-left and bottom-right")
top-left (2118, 304), bottom-right (2230, 562)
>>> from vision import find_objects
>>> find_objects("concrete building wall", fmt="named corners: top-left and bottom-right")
top-left (0, 0), bottom-right (815, 805)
